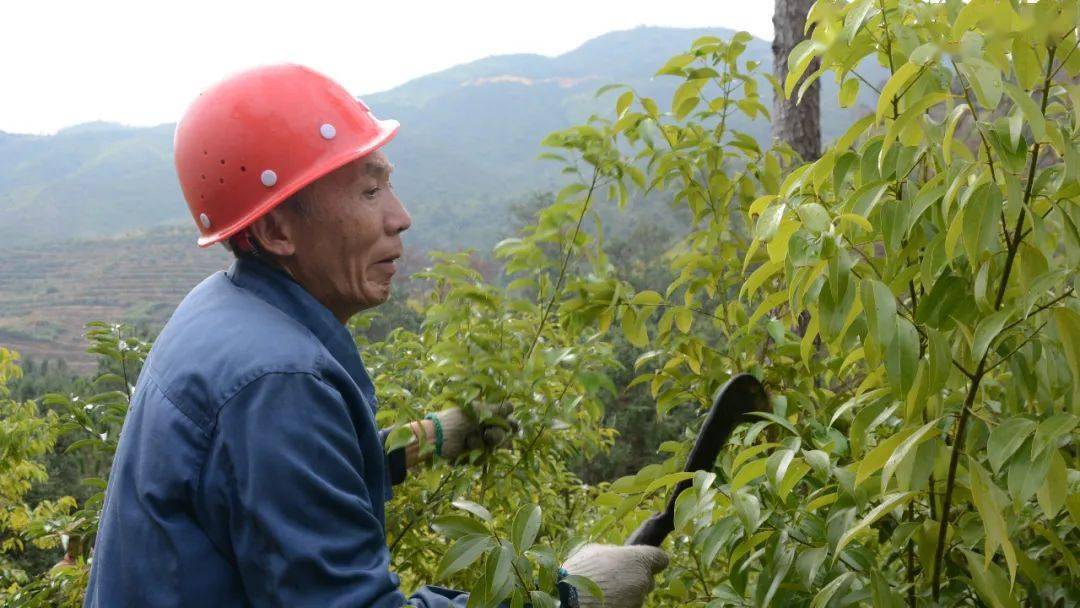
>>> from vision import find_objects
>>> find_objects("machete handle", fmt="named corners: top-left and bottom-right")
top-left (625, 373), bottom-right (768, 547)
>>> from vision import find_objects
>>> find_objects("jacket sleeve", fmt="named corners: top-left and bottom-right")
top-left (199, 371), bottom-right (469, 608)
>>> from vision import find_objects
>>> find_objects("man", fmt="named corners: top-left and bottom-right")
top-left (85, 64), bottom-right (667, 607)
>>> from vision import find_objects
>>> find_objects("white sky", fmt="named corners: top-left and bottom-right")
top-left (0, 1), bottom-right (775, 135)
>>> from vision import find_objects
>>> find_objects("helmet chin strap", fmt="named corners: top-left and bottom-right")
top-left (231, 230), bottom-right (258, 254)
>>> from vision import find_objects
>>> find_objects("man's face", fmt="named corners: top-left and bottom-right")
top-left (277, 150), bottom-right (411, 321)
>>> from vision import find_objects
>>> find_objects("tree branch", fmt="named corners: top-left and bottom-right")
top-left (930, 43), bottom-right (1058, 602)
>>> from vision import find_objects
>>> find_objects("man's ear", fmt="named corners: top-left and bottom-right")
top-left (246, 206), bottom-right (298, 257)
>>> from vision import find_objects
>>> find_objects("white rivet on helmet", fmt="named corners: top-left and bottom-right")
top-left (261, 169), bottom-right (278, 187)
top-left (199, 213), bottom-right (211, 229)
top-left (320, 123), bottom-right (337, 140)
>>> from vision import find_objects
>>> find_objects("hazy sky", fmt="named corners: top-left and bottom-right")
top-left (1, 1), bottom-right (775, 134)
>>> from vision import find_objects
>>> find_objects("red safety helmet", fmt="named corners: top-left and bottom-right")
top-left (174, 64), bottom-right (399, 247)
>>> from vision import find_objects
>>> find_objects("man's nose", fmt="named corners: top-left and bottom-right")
top-left (387, 193), bottom-right (412, 235)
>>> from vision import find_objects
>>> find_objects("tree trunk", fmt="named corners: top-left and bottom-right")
top-left (772, 0), bottom-right (822, 162)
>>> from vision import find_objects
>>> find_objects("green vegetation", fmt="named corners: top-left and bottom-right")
top-left (2, 2), bottom-right (1080, 606)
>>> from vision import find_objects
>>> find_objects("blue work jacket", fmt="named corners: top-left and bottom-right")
top-left (84, 257), bottom-right (469, 607)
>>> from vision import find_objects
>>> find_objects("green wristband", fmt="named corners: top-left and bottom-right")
top-left (424, 413), bottom-right (444, 458)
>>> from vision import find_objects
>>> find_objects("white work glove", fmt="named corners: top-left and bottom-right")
top-left (561, 544), bottom-right (669, 608)
top-left (433, 402), bottom-right (516, 462)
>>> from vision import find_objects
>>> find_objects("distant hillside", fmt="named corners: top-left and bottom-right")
top-left (0, 26), bottom-right (881, 251)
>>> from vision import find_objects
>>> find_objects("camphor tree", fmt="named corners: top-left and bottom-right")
top-left (1, 1), bottom-right (1079, 606)
top-left (514, 0), bottom-right (1079, 604)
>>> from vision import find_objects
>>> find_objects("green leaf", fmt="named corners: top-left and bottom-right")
top-left (926, 328), bottom-right (952, 392)
top-left (1004, 82), bottom-right (1047, 142)
top-left (437, 534), bottom-right (495, 579)
top-left (778, 460), bottom-right (812, 501)
top-left (785, 39), bottom-right (824, 97)
top-left (861, 279), bottom-right (897, 361)
top-left (810, 572), bottom-right (856, 608)
top-left (881, 419), bottom-right (940, 490)
top-left (631, 290), bottom-right (663, 307)
top-left (655, 53), bottom-right (695, 76)
top-left (755, 202), bottom-right (786, 241)
top-left (746, 411), bottom-right (800, 438)
top-left (884, 317), bottom-right (919, 395)
top-left (510, 505), bottom-right (541, 553)
top-left (383, 425), bottom-right (415, 454)
top-left (945, 204), bottom-right (965, 263)
top-left (987, 417), bottom-right (1036, 474)
top-left (1053, 308), bottom-right (1080, 404)
top-left (876, 62), bottom-right (922, 123)
top-left (1031, 413), bottom-right (1078, 458)
top-left (432, 515), bottom-right (490, 540)
top-left (528, 590), bottom-right (557, 608)
top-left (675, 307), bottom-right (693, 334)
top-left (970, 458), bottom-right (1017, 584)
top-left (835, 492), bottom-right (915, 555)
top-left (856, 426), bottom-right (915, 486)
top-left (748, 194), bottom-right (778, 216)
top-left (1036, 449), bottom-right (1068, 519)
top-left (839, 78), bottom-right (860, 108)
top-left (731, 458), bottom-right (768, 491)
top-left (797, 203), bottom-right (831, 233)
top-left (486, 543), bottom-right (514, 604)
top-left (732, 491), bottom-right (761, 532)
top-left (1007, 443), bottom-right (1052, 504)
top-left (910, 42), bottom-right (940, 65)
top-left (674, 487), bottom-right (701, 532)
top-left (740, 260), bottom-right (783, 299)
top-left (621, 308), bottom-right (649, 348)
top-left (961, 549), bottom-right (1020, 608)
top-left (960, 58), bottom-right (1004, 110)
top-left (561, 574), bottom-right (603, 603)
top-left (796, 545), bottom-right (829, 588)
top-left (643, 471), bottom-right (697, 495)
top-left (972, 309), bottom-right (1011, 360)
top-left (615, 91), bottom-right (634, 118)
top-left (672, 79), bottom-right (705, 119)
top-left (453, 500), bottom-right (493, 522)
top-left (842, 0), bottom-right (875, 41)
top-left (761, 544), bottom-right (795, 606)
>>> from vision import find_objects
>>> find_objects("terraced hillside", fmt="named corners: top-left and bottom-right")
top-left (0, 226), bottom-right (434, 373)
top-left (0, 227), bottom-right (230, 372)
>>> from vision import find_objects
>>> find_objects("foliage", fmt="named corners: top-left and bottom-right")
top-left (0, 325), bottom-right (149, 606)
top-left (1, 2), bottom-right (1079, 606)
top-left (485, 1), bottom-right (1079, 605)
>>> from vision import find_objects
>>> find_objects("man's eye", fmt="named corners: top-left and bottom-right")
top-left (365, 187), bottom-right (381, 198)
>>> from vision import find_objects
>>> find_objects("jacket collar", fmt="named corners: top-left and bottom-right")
top-left (226, 257), bottom-right (378, 409)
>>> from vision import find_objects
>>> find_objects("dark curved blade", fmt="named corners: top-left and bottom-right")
top-left (625, 373), bottom-right (768, 547)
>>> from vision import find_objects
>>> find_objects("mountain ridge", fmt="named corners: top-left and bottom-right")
top-left (0, 26), bottom-right (879, 250)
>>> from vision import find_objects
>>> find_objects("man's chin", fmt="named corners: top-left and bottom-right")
top-left (358, 284), bottom-right (393, 310)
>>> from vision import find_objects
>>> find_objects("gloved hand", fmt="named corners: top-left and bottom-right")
top-left (433, 402), bottom-right (516, 461)
top-left (561, 544), bottom-right (669, 608)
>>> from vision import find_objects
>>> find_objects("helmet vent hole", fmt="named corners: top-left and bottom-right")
top-left (203, 149), bottom-right (208, 155)
top-left (220, 159), bottom-right (226, 165)
top-left (200, 194), bottom-right (205, 200)
top-left (201, 174), bottom-right (206, 180)
top-left (240, 165), bottom-right (247, 172)
top-left (219, 177), bottom-right (225, 184)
